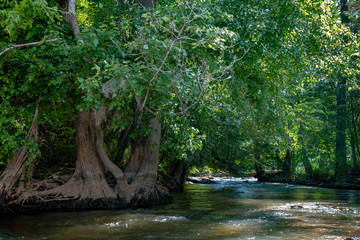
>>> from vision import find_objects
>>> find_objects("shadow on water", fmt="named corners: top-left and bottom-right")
top-left (1, 180), bottom-right (360, 239)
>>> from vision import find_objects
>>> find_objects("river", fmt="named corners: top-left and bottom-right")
top-left (1, 178), bottom-right (360, 239)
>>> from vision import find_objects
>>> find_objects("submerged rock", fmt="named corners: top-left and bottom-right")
top-left (290, 205), bottom-right (304, 209)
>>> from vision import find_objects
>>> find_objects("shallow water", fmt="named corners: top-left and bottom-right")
top-left (1, 179), bottom-right (360, 240)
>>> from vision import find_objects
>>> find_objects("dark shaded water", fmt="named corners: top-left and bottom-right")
top-left (1, 179), bottom-right (360, 239)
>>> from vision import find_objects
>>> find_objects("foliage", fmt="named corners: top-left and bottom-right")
top-left (1, 0), bottom-right (360, 185)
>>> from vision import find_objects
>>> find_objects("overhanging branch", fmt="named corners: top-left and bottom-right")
top-left (0, 39), bottom-right (59, 57)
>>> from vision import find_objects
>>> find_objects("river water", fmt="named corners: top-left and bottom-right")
top-left (1, 178), bottom-right (360, 240)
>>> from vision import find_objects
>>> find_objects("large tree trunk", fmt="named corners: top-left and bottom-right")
top-left (163, 160), bottom-right (189, 192)
top-left (35, 110), bottom-right (119, 209)
top-left (119, 117), bottom-right (170, 206)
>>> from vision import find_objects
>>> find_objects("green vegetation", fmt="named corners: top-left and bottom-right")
top-left (0, 0), bottom-right (360, 212)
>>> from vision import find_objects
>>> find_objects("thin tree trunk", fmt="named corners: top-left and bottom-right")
top-left (254, 140), bottom-right (265, 181)
top-left (283, 148), bottom-right (293, 180)
top-left (335, 75), bottom-right (348, 182)
top-left (334, 0), bottom-right (349, 182)
top-left (114, 124), bottom-right (133, 165)
top-left (350, 93), bottom-right (359, 172)
top-left (301, 148), bottom-right (313, 178)
top-left (299, 124), bottom-right (312, 178)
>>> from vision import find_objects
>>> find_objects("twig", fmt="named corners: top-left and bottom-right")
top-left (42, 4), bottom-right (67, 14)
top-left (0, 39), bottom-right (59, 57)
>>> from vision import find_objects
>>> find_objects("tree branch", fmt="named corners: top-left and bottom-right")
top-left (173, 48), bottom-right (249, 116)
top-left (0, 39), bottom-right (59, 57)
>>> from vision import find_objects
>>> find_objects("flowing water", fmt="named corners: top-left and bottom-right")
top-left (1, 178), bottom-right (360, 240)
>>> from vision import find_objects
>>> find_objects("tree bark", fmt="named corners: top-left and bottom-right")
top-left (119, 117), bottom-right (170, 206)
top-left (162, 160), bottom-right (189, 192)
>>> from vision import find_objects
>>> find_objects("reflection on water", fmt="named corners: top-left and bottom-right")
top-left (1, 179), bottom-right (360, 240)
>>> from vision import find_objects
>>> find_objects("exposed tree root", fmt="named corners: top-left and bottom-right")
top-left (128, 184), bottom-right (171, 207)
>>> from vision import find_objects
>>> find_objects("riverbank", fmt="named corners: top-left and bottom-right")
top-left (187, 172), bottom-right (360, 191)
top-left (261, 177), bottom-right (360, 190)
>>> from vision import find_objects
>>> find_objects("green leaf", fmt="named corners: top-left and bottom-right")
top-left (93, 38), bottom-right (99, 47)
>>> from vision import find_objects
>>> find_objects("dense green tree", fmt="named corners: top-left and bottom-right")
top-left (0, 0), bottom-right (240, 211)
